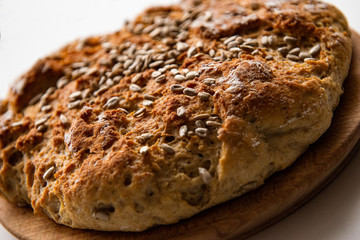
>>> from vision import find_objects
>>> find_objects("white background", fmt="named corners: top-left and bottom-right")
top-left (0, 0), bottom-right (359, 239)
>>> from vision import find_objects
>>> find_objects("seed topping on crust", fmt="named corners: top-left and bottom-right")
top-left (43, 166), bottom-right (55, 181)
top-left (160, 143), bottom-right (175, 154)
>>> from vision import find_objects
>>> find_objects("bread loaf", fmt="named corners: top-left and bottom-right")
top-left (0, 0), bottom-right (352, 231)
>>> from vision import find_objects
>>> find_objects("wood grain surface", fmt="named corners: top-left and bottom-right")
top-left (1, 31), bottom-right (360, 240)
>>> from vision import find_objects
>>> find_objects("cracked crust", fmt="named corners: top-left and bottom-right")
top-left (0, 0), bottom-right (352, 231)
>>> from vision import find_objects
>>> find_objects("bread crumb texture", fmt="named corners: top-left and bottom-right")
top-left (0, 0), bottom-right (352, 231)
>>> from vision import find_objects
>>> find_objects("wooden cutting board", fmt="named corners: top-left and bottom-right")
top-left (1, 31), bottom-right (360, 240)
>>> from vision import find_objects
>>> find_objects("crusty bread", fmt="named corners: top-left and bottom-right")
top-left (0, 0), bottom-right (352, 232)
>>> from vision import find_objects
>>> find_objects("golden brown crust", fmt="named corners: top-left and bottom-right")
top-left (0, 0), bottom-right (352, 231)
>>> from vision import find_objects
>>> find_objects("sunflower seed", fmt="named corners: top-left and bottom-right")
top-left (284, 36), bottom-right (297, 45)
top-left (241, 181), bottom-right (258, 191)
top-left (195, 127), bottom-right (208, 137)
top-left (287, 54), bottom-right (300, 62)
top-left (41, 87), bottom-right (55, 102)
top-left (113, 76), bottom-right (122, 83)
top-left (193, 113), bottom-right (211, 120)
top-left (104, 97), bottom-right (120, 109)
top-left (99, 76), bottom-right (107, 85)
top-left (209, 49), bottom-right (216, 57)
top-left (56, 77), bottom-right (69, 89)
top-left (243, 39), bottom-right (258, 46)
top-left (170, 69), bottom-right (180, 75)
top-left (37, 124), bottom-right (47, 132)
top-left (143, 25), bottom-right (156, 34)
top-left (203, 11), bottom-right (213, 21)
top-left (230, 47), bottom-right (241, 53)
top-left (135, 136), bottom-right (145, 143)
top-left (183, 88), bottom-right (198, 96)
top-left (133, 23), bottom-right (144, 34)
top-left (220, 51), bottom-right (227, 61)
top-left (143, 100), bottom-right (153, 106)
top-left (157, 67), bottom-right (166, 74)
top-left (277, 46), bottom-right (289, 56)
top-left (268, 35), bottom-right (275, 46)
top-left (289, 47), bottom-right (300, 56)
top-left (198, 92), bottom-right (210, 101)
top-left (265, 55), bottom-right (274, 60)
top-left (149, 60), bottom-right (164, 68)
top-left (123, 70), bottom-right (132, 76)
top-left (310, 44), bottom-right (321, 56)
top-left (299, 52), bottom-right (312, 59)
top-left (151, 71), bottom-right (162, 78)
top-left (93, 86), bottom-right (109, 96)
top-left (140, 146), bottom-right (149, 155)
top-left (236, 36), bottom-right (244, 44)
top-left (72, 62), bottom-right (87, 69)
top-left (208, 116), bottom-right (221, 121)
top-left (164, 59), bottom-right (176, 65)
top-left (99, 58), bottom-right (111, 66)
top-left (43, 166), bottom-right (55, 181)
top-left (179, 125), bottom-right (188, 137)
top-left (227, 41), bottom-right (239, 49)
top-left (168, 64), bottom-right (179, 69)
top-left (187, 46), bottom-right (197, 58)
top-left (155, 75), bottom-right (166, 83)
top-left (144, 94), bottom-right (156, 101)
top-left (176, 42), bottom-right (189, 52)
top-left (82, 89), bottom-right (91, 99)
top-left (251, 49), bottom-right (260, 56)
top-left (261, 36), bottom-right (268, 46)
top-left (128, 43), bottom-right (137, 56)
top-left (198, 167), bottom-right (212, 184)
top-left (240, 44), bottom-right (254, 51)
top-left (177, 106), bottom-right (186, 117)
top-left (160, 143), bottom-right (175, 154)
top-left (304, 57), bottom-right (316, 62)
top-left (206, 121), bottom-right (222, 127)
top-left (124, 59), bottom-right (134, 69)
top-left (69, 91), bottom-right (83, 101)
top-left (35, 117), bottom-right (48, 127)
top-left (224, 35), bottom-right (238, 45)
top-left (101, 42), bottom-right (112, 50)
top-left (142, 55), bottom-right (151, 71)
top-left (134, 108), bottom-right (146, 117)
top-left (170, 84), bottom-right (185, 93)
top-left (60, 114), bottom-right (68, 125)
top-left (168, 50), bottom-right (180, 58)
top-left (11, 121), bottom-right (23, 128)
top-left (131, 73), bottom-right (142, 83)
top-left (29, 93), bottom-right (42, 105)
top-left (195, 120), bottom-right (205, 128)
top-left (67, 100), bottom-right (82, 109)
top-left (150, 28), bottom-right (162, 38)
top-left (141, 133), bottom-right (153, 141)
top-left (181, 69), bottom-right (190, 75)
top-left (130, 84), bottom-right (141, 92)
top-left (204, 78), bottom-right (216, 85)
top-left (196, 41), bottom-right (204, 49)
top-left (177, 31), bottom-right (189, 41)
top-left (41, 105), bottom-right (52, 113)
top-left (185, 71), bottom-right (199, 80)
top-left (163, 38), bottom-right (176, 46)
top-left (92, 211), bottom-right (110, 221)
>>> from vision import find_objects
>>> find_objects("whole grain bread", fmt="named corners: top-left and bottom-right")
top-left (0, 0), bottom-right (352, 231)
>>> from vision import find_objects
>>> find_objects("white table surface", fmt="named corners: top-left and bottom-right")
top-left (0, 0), bottom-right (359, 239)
